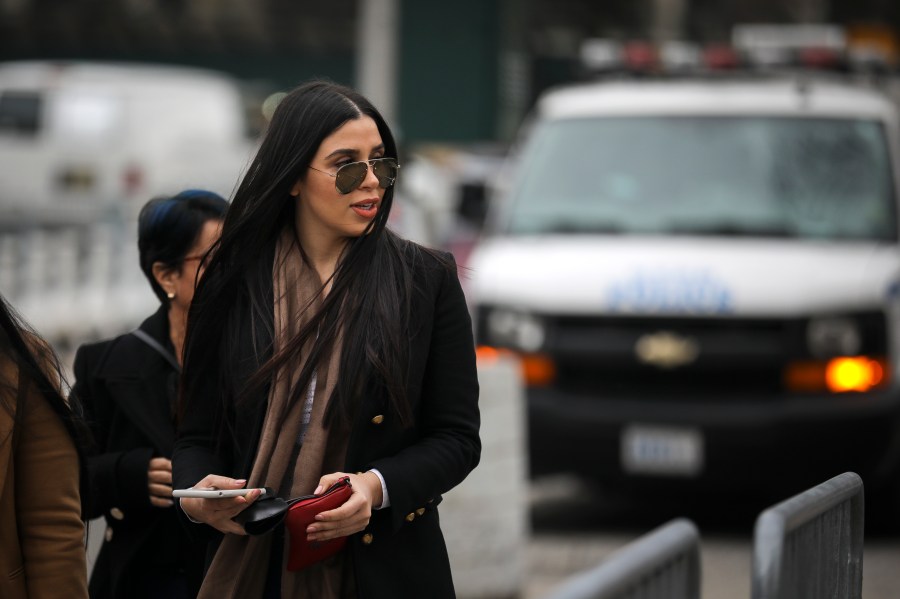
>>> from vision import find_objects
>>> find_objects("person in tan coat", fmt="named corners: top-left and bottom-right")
top-left (0, 294), bottom-right (89, 599)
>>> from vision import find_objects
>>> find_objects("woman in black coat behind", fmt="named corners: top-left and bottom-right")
top-left (71, 190), bottom-right (227, 599)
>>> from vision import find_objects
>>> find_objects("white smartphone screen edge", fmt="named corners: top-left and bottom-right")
top-left (172, 488), bottom-right (265, 499)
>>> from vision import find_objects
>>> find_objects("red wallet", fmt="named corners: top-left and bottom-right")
top-left (284, 476), bottom-right (353, 571)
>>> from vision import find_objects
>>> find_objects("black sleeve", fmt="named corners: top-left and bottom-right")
top-left (369, 254), bottom-right (482, 533)
top-left (171, 375), bottom-right (227, 494)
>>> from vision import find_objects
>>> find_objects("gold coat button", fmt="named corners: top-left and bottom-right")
top-left (362, 533), bottom-right (374, 545)
top-left (104, 527), bottom-right (114, 542)
top-left (406, 512), bottom-right (416, 522)
top-left (110, 507), bottom-right (124, 520)
top-left (371, 414), bottom-right (384, 425)
top-left (416, 508), bottom-right (425, 516)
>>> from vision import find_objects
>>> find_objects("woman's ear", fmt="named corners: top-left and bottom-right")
top-left (151, 262), bottom-right (177, 299)
top-left (290, 178), bottom-right (302, 197)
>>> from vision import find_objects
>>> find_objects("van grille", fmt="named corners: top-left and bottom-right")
top-left (539, 313), bottom-right (887, 399)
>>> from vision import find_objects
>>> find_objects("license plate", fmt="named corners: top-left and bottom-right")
top-left (620, 425), bottom-right (704, 477)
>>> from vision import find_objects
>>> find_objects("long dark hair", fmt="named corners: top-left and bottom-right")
top-left (137, 189), bottom-right (228, 304)
top-left (182, 80), bottom-right (426, 441)
top-left (0, 294), bottom-right (91, 507)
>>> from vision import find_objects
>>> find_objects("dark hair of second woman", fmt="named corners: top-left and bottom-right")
top-left (0, 295), bottom-right (91, 501)
top-left (138, 189), bottom-right (229, 303)
top-left (181, 80), bottom-right (428, 441)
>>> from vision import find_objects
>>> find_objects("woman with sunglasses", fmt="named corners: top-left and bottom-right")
top-left (71, 190), bottom-right (227, 599)
top-left (173, 81), bottom-right (480, 598)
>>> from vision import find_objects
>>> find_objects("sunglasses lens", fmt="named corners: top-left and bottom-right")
top-left (373, 159), bottom-right (398, 189)
top-left (332, 159), bottom-right (398, 194)
top-left (335, 162), bottom-right (368, 194)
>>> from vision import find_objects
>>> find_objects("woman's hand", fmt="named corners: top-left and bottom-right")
top-left (148, 457), bottom-right (174, 508)
top-left (179, 475), bottom-right (262, 535)
top-left (306, 471), bottom-right (383, 542)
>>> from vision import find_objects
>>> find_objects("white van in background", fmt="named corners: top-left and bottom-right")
top-left (0, 61), bottom-right (258, 346)
top-left (468, 72), bottom-right (900, 515)
top-left (0, 60), bottom-right (255, 220)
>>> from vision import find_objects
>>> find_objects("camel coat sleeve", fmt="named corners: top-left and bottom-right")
top-left (0, 382), bottom-right (89, 599)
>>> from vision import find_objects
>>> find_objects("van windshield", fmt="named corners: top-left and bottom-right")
top-left (505, 116), bottom-right (897, 241)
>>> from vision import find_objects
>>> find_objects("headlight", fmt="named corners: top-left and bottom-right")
top-left (806, 317), bottom-right (861, 358)
top-left (485, 308), bottom-right (545, 352)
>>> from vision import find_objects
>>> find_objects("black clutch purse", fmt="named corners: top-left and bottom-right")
top-left (232, 487), bottom-right (286, 535)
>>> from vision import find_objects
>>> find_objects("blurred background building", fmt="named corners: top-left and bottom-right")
top-left (1, 0), bottom-right (898, 145)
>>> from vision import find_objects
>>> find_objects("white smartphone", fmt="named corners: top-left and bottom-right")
top-left (172, 487), bottom-right (266, 499)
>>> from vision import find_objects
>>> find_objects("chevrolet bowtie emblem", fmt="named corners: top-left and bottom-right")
top-left (634, 331), bottom-right (700, 369)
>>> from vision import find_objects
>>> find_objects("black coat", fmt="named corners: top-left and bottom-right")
top-left (173, 246), bottom-right (481, 598)
top-left (73, 307), bottom-right (206, 599)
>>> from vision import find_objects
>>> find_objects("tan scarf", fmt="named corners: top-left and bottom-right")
top-left (198, 228), bottom-right (352, 599)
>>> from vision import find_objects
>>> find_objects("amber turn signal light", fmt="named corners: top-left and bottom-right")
top-left (825, 357), bottom-right (885, 392)
top-left (784, 356), bottom-right (888, 393)
top-left (475, 346), bottom-right (557, 387)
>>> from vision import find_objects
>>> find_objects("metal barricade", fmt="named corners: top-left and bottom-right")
top-left (752, 471), bottom-right (864, 599)
top-left (543, 518), bottom-right (701, 599)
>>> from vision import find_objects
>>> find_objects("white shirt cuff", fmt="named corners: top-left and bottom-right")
top-left (368, 469), bottom-right (390, 509)
top-left (179, 498), bottom-right (204, 523)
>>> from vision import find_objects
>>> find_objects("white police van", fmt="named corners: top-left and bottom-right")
top-left (468, 72), bottom-right (900, 504)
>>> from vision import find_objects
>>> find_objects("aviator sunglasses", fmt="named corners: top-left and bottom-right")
top-left (308, 157), bottom-right (400, 195)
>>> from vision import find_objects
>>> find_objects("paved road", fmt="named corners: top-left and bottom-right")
top-left (524, 476), bottom-right (900, 599)
top-left (87, 475), bottom-right (899, 598)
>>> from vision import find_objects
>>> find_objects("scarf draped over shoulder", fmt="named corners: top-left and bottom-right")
top-left (197, 228), bottom-right (351, 598)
